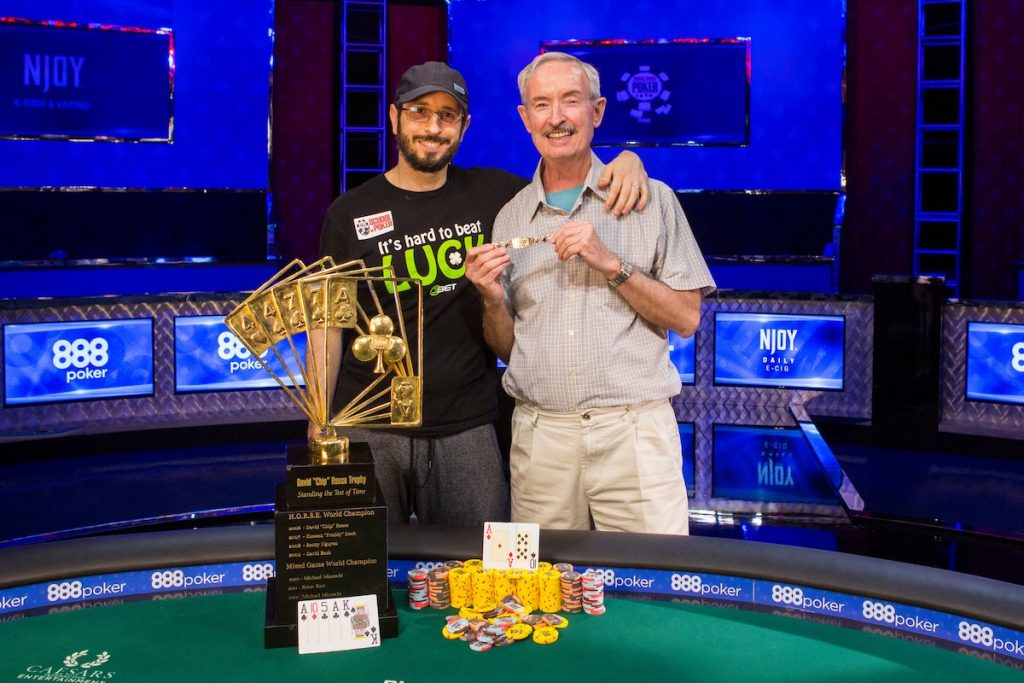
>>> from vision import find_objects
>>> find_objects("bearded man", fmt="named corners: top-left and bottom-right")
top-left (314, 61), bottom-right (649, 526)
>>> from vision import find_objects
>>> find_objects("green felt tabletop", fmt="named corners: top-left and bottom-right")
top-left (0, 591), bottom-right (1021, 682)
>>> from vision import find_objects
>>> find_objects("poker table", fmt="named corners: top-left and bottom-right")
top-left (1, 525), bottom-right (1023, 681)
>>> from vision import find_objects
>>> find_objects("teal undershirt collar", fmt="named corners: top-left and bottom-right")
top-left (545, 184), bottom-right (585, 212)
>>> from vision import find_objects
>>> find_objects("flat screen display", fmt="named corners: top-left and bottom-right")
top-left (545, 39), bottom-right (749, 146)
top-left (679, 421), bottom-right (695, 497)
top-left (713, 312), bottom-right (844, 390)
top-left (174, 316), bottom-right (307, 393)
top-left (0, 20), bottom-right (172, 141)
top-left (712, 424), bottom-right (837, 505)
top-left (668, 330), bottom-right (696, 385)
top-left (448, 0), bottom-right (843, 190)
top-left (965, 321), bottom-right (1024, 406)
top-left (0, 0), bottom-right (272, 189)
top-left (4, 319), bottom-right (154, 405)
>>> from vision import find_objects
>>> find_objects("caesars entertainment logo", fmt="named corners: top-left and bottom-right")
top-left (16, 649), bottom-right (115, 681)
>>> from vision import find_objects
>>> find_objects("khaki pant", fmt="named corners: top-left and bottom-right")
top-left (510, 399), bottom-right (689, 535)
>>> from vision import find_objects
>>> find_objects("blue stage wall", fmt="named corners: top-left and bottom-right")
top-left (448, 0), bottom-right (843, 191)
top-left (0, 0), bottom-right (272, 190)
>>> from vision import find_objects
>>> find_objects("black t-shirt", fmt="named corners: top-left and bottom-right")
top-left (319, 165), bottom-right (527, 437)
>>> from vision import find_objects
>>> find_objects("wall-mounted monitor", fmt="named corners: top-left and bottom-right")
top-left (711, 424), bottom-right (838, 505)
top-left (4, 319), bottom-right (154, 405)
top-left (713, 311), bottom-right (844, 390)
top-left (544, 39), bottom-right (749, 147)
top-left (448, 0), bottom-right (843, 190)
top-left (174, 315), bottom-right (307, 393)
top-left (679, 421), bottom-right (695, 497)
top-left (0, 18), bottom-right (172, 142)
top-left (0, 1), bottom-right (273, 263)
top-left (965, 321), bottom-right (1024, 406)
top-left (668, 330), bottom-right (696, 385)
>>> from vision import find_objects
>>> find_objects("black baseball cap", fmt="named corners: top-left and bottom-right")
top-left (394, 62), bottom-right (469, 113)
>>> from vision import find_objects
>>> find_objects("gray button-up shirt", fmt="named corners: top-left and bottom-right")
top-left (496, 153), bottom-right (716, 412)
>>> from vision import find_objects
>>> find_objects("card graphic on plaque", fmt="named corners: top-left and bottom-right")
top-left (224, 258), bottom-right (423, 648)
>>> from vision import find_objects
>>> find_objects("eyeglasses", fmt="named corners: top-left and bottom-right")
top-left (401, 105), bottom-right (464, 127)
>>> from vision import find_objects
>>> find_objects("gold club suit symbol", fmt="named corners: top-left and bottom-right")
top-left (351, 314), bottom-right (407, 374)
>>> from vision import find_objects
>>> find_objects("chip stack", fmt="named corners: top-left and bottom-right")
top-left (520, 570), bottom-right (540, 613)
top-left (505, 569), bottom-right (523, 610)
top-left (492, 569), bottom-right (514, 602)
top-left (536, 561), bottom-right (552, 572)
top-left (407, 567), bottom-right (429, 610)
top-left (472, 568), bottom-right (496, 610)
top-left (463, 559), bottom-right (483, 570)
top-left (448, 566), bottom-right (472, 609)
top-left (559, 570), bottom-right (583, 613)
top-left (431, 556), bottom-right (608, 654)
top-left (538, 569), bottom-right (562, 613)
top-left (428, 566), bottom-right (451, 609)
top-left (581, 569), bottom-right (606, 615)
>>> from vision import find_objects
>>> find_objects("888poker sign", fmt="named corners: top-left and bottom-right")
top-left (3, 319), bottom-right (154, 405)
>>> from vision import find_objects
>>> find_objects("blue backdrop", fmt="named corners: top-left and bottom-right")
top-left (448, 0), bottom-right (843, 190)
top-left (0, 0), bottom-right (271, 189)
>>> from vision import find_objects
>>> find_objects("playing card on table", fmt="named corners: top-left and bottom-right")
top-left (482, 522), bottom-right (539, 570)
top-left (297, 595), bottom-right (381, 654)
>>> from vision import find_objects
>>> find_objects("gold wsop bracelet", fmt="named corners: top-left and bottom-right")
top-left (607, 260), bottom-right (634, 288)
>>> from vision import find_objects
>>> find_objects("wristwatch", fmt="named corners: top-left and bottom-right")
top-left (607, 260), bottom-right (634, 288)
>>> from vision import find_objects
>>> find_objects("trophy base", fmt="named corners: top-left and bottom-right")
top-left (263, 577), bottom-right (399, 649)
top-left (309, 433), bottom-right (349, 464)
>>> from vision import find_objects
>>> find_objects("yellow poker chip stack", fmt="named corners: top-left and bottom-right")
top-left (472, 568), bottom-right (495, 611)
top-left (493, 570), bottom-right (514, 601)
top-left (430, 558), bottom-right (606, 653)
top-left (449, 567), bottom-right (472, 609)
top-left (539, 570), bottom-right (562, 613)
top-left (536, 561), bottom-right (552, 572)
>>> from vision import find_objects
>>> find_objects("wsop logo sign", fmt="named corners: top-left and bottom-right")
top-left (17, 649), bottom-right (116, 681)
top-left (616, 66), bottom-right (671, 123)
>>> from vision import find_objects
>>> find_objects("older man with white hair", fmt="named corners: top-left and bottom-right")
top-left (466, 52), bottom-right (716, 535)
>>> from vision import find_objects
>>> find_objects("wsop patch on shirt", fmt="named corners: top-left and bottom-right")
top-left (354, 210), bottom-right (395, 240)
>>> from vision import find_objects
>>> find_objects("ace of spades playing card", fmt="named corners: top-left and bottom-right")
top-left (297, 595), bottom-right (381, 655)
top-left (481, 522), bottom-right (539, 570)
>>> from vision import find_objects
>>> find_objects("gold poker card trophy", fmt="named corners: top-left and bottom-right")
top-left (225, 257), bottom-right (421, 648)
top-left (225, 256), bottom-right (423, 462)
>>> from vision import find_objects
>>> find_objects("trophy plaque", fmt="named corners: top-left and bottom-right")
top-left (225, 258), bottom-right (423, 648)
